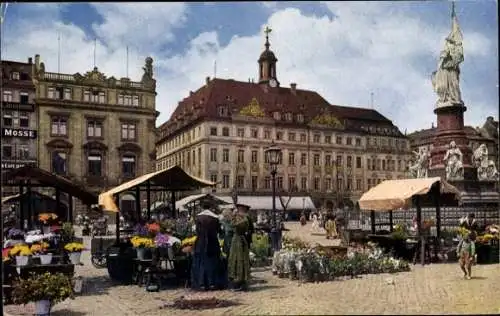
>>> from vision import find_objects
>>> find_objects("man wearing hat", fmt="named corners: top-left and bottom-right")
top-left (228, 203), bottom-right (253, 291)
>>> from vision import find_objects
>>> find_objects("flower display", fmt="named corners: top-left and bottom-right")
top-left (30, 242), bottom-right (49, 254)
top-left (9, 244), bottom-right (33, 257)
top-left (130, 236), bottom-right (154, 248)
top-left (7, 228), bottom-right (24, 239)
top-left (476, 233), bottom-right (498, 244)
top-left (154, 233), bottom-right (170, 248)
top-left (181, 236), bottom-right (197, 247)
top-left (3, 248), bottom-right (12, 262)
top-left (64, 242), bottom-right (85, 253)
top-left (38, 213), bottom-right (58, 224)
top-left (133, 223), bottom-right (149, 237)
top-left (146, 222), bottom-right (161, 234)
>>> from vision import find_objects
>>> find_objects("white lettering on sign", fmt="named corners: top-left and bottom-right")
top-left (2, 128), bottom-right (37, 139)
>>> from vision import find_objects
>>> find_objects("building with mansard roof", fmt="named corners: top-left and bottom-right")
top-left (156, 31), bottom-right (412, 208)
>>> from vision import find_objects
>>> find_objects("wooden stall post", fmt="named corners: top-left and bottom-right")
top-left (146, 180), bottom-right (151, 220)
top-left (115, 193), bottom-right (120, 242)
top-left (434, 184), bottom-right (441, 241)
top-left (27, 181), bottom-right (32, 230)
top-left (55, 187), bottom-right (61, 216)
top-left (19, 185), bottom-right (24, 230)
top-left (135, 186), bottom-right (141, 222)
top-left (370, 210), bottom-right (376, 234)
top-left (68, 195), bottom-right (73, 224)
top-left (389, 210), bottom-right (394, 233)
top-left (415, 195), bottom-right (425, 266)
top-left (171, 191), bottom-right (176, 219)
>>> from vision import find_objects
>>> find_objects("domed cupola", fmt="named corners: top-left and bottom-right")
top-left (258, 26), bottom-right (279, 87)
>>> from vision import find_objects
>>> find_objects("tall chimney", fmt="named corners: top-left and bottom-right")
top-left (206, 76), bottom-right (210, 85)
top-left (28, 57), bottom-right (33, 64)
top-left (290, 83), bottom-right (297, 94)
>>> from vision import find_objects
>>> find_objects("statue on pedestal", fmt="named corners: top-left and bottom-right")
top-left (473, 144), bottom-right (499, 181)
top-left (142, 57), bottom-right (154, 82)
top-left (409, 147), bottom-right (430, 178)
top-left (431, 2), bottom-right (464, 109)
top-left (443, 141), bottom-right (464, 180)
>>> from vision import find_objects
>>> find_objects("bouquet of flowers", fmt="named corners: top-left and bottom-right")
top-left (38, 213), bottom-right (58, 225)
top-left (154, 233), bottom-right (170, 248)
top-left (31, 242), bottom-right (50, 255)
top-left (146, 222), bottom-right (161, 235)
top-left (64, 242), bottom-right (85, 253)
top-left (476, 233), bottom-right (498, 244)
top-left (181, 236), bottom-right (197, 247)
top-left (133, 223), bottom-right (149, 237)
top-left (130, 236), bottom-right (154, 248)
top-left (7, 228), bottom-right (24, 240)
top-left (9, 244), bottom-right (33, 257)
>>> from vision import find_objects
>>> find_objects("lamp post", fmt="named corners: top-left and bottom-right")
top-left (265, 141), bottom-right (281, 252)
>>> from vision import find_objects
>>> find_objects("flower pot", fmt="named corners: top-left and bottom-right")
top-left (136, 248), bottom-right (147, 260)
top-left (42, 226), bottom-right (51, 235)
top-left (15, 255), bottom-right (29, 267)
top-left (69, 252), bottom-right (82, 265)
top-left (35, 299), bottom-right (51, 316)
top-left (40, 253), bottom-right (53, 265)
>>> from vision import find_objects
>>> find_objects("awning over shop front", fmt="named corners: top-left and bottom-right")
top-left (98, 166), bottom-right (215, 212)
top-left (358, 177), bottom-right (460, 211)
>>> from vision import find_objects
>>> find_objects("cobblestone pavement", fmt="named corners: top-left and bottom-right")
top-left (5, 222), bottom-right (500, 315)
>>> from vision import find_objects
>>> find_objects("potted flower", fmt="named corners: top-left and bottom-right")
top-left (7, 228), bottom-right (25, 241)
top-left (180, 236), bottom-right (197, 254)
top-left (154, 233), bottom-right (171, 257)
top-left (9, 244), bottom-right (33, 267)
top-left (146, 222), bottom-right (161, 236)
top-left (11, 272), bottom-right (74, 315)
top-left (130, 236), bottom-right (154, 260)
top-left (31, 242), bottom-right (52, 265)
top-left (38, 213), bottom-right (58, 234)
top-left (64, 242), bottom-right (85, 265)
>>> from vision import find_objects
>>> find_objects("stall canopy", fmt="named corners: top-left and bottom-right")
top-left (215, 195), bottom-right (316, 211)
top-left (99, 166), bottom-right (215, 212)
top-left (3, 165), bottom-right (97, 206)
top-left (176, 193), bottom-right (230, 211)
top-left (358, 177), bottom-right (460, 211)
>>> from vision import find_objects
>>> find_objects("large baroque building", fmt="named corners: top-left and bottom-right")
top-left (1, 58), bottom-right (38, 196)
top-left (155, 33), bottom-right (412, 207)
top-left (31, 54), bottom-right (158, 207)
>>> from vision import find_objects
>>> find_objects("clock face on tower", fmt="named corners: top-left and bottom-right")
top-left (269, 79), bottom-right (277, 88)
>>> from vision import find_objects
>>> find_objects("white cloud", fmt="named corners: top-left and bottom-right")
top-left (2, 3), bottom-right (496, 133)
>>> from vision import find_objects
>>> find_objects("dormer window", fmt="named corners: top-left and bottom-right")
top-left (11, 72), bottom-right (20, 80)
top-left (217, 105), bottom-right (229, 117)
top-left (296, 114), bottom-right (304, 123)
top-left (285, 112), bottom-right (293, 121)
top-left (273, 111), bottom-right (281, 120)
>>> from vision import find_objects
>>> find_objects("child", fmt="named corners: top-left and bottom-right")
top-left (456, 232), bottom-right (476, 280)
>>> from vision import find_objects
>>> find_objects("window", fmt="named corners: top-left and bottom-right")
top-left (3, 91), bottom-right (12, 102)
top-left (301, 153), bottom-right (307, 166)
top-left (278, 152), bottom-right (283, 164)
top-left (264, 176), bottom-right (271, 189)
top-left (288, 132), bottom-right (296, 141)
top-left (3, 111), bottom-right (12, 127)
top-left (382, 160), bottom-right (386, 170)
top-left (63, 88), bottom-right (72, 100)
top-left (324, 178), bottom-right (332, 191)
top-left (222, 149), bottom-right (229, 162)
top-left (210, 148), bottom-right (217, 162)
top-left (19, 112), bottom-right (29, 128)
top-left (121, 123), bottom-right (136, 140)
top-left (325, 135), bottom-right (331, 144)
top-left (356, 156), bottom-right (362, 168)
top-left (367, 159), bottom-right (371, 170)
top-left (16, 145), bottom-right (29, 159)
top-left (210, 174), bottom-right (218, 184)
top-left (325, 155), bottom-right (331, 166)
top-left (277, 176), bottom-right (283, 190)
top-left (237, 150), bottom-right (245, 163)
top-left (313, 177), bottom-right (320, 190)
top-left (83, 90), bottom-right (90, 102)
top-left (132, 95), bottom-right (139, 106)
top-left (347, 156), bottom-right (352, 168)
top-left (87, 154), bottom-right (102, 176)
top-left (300, 134), bottom-right (306, 142)
top-left (355, 138), bottom-right (362, 146)
top-left (288, 153), bottom-right (295, 165)
top-left (217, 106), bottom-right (229, 117)
top-left (337, 178), bottom-right (343, 191)
top-left (122, 155), bottom-right (136, 177)
top-left (236, 176), bottom-right (245, 189)
top-left (264, 130), bottom-right (271, 139)
top-left (356, 179), bottom-right (362, 191)
top-left (346, 137), bottom-right (352, 145)
top-left (313, 134), bottom-right (320, 143)
top-left (52, 151), bottom-right (67, 175)
top-left (251, 150), bottom-right (258, 163)
top-left (368, 179), bottom-right (372, 189)
top-left (51, 117), bottom-right (67, 136)
top-left (11, 72), bottom-right (20, 80)
top-left (118, 94), bottom-right (124, 105)
top-left (288, 176), bottom-right (296, 190)
top-left (296, 114), bottom-right (304, 123)
top-left (237, 128), bottom-right (245, 137)
top-left (335, 136), bottom-right (343, 145)
top-left (124, 95), bottom-right (132, 106)
top-left (336, 155), bottom-right (342, 167)
top-left (273, 112), bottom-right (281, 120)
top-left (313, 154), bottom-right (320, 166)
top-left (251, 176), bottom-right (258, 191)
top-left (285, 113), bottom-right (292, 121)
top-left (347, 178), bottom-right (353, 191)
top-left (98, 92), bottom-right (106, 103)
top-left (276, 131), bottom-right (283, 140)
top-left (251, 129), bottom-right (258, 138)
top-left (222, 127), bottom-right (229, 137)
top-left (210, 127), bottom-right (217, 136)
top-left (2, 145), bottom-right (13, 158)
top-left (87, 120), bottom-right (103, 138)
top-left (20, 92), bottom-right (29, 104)
top-left (222, 175), bottom-right (230, 188)
top-left (301, 177), bottom-right (307, 190)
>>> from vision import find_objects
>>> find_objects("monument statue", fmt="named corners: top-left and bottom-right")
top-left (431, 2), bottom-right (464, 109)
top-left (443, 140), bottom-right (464, 180)
top-left (473, 144), bottom-right (499, 181)
top-left (142, 57), bottom-right (154, 82)
top-left (409, 147), bottom-right (430, 178)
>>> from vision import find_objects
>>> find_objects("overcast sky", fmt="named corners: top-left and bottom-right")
top-left (2, 2), bottom-right (498, 132)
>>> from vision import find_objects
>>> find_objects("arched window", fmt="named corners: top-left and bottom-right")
top-left (52, 151), bottom-right (67, 175)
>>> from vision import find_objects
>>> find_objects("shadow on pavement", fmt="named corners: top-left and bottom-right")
top-left (470, 276), bottom-right (487, 280)
top-left (248, 284), bottom-right (283, 292)
top-left (78, 275), bottom-right (115, 296)
top-left (51, 310), bottom-right (87, 316)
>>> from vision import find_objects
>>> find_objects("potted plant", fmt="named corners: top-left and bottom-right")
top-left (146, 222), bottom-right (161, 237)
top-left (38, 213), bottom-right (58, 234)
top-left (9, 244), bottom-right (33, 267)
top-left (11, 272), bottom-right (74, 315)
top-left (31, 242), bottom-right (52, 265)
top-left (130, 236), bottom-right (154, 260)
top-left (64, 242), bottom-right (85, 265)
top-left (180, 235), bottom-right (197, 254)
top-left (154, 233), bottom-right (171, 258)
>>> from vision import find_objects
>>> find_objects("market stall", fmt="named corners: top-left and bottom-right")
top-left (359, 177), bottom-right (461, 265)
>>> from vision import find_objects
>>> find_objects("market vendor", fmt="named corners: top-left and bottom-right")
top-left (228, 203), bottom-right (252, 291)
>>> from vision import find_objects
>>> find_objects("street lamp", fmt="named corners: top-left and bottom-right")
top-left (265, 141), bottom-right (281, 252)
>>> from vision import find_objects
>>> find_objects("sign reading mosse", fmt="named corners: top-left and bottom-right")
top-left (2, 128), bottom-right (37, 139)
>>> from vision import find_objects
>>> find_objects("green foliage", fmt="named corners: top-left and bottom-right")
top-left (391, 224), bottom-right (408, 240)
top-left (11, 273), bottom-right (74, 305)
top-left (251, 233), bottom-right (270, 259)
top-left (61, 222), bottom-right (75, 243)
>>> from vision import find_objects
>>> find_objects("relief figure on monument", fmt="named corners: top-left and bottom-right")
top-left (409, 146), bottom-right (430, 178)
top-left (443, 141), bottom-right (464, 180)
top-left (431, 3), bottom-right (464, 109)
top-left (473, 144), bottom-right (499, 181)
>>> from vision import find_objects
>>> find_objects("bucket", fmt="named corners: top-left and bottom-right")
top-left (42, 226), bottom-right (51, 234)
top-left (69, 252), bottom-right (82, 265)
top-left (35, 299), bottom-right (51, 316)
top-left (136, 248), bottom-right (146, 260)
top-left (40, 253), bottom-right (53, 265)
top-left (15, 255), bottom-right (29, 267)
